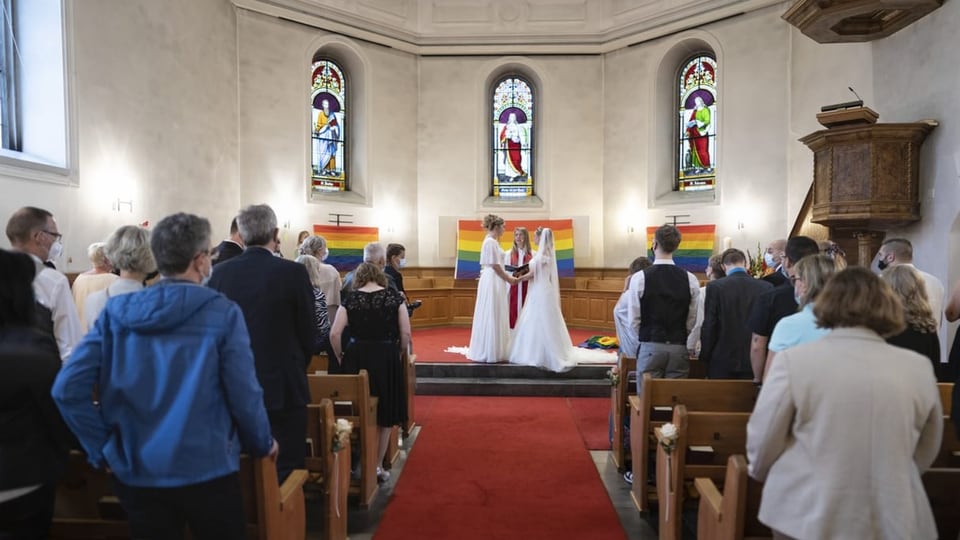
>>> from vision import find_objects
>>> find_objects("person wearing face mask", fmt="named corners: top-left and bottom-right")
top-left (876, 238), bottom-right (945, 327)
top-left (53, 212), bottom-right (278, 539)
top-left (5, 206), bottom-right (82, 361)
top-left (763, 254), bottom-right (838, 379)
top-left (207, 204), bottom-right (317, 483)
top-left (385, 243), bottom-right (421, 317)
top-left (299, 235), bottom-right (343, 317)
top-left (760, 238), bottom-right (787, 287)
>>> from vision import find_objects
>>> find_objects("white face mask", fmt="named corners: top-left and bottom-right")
top-left (399, 258), bottom-right (407, 269)
top-left (200, 260), bottom-right (213, 286)
top-left (48, 241), bottom-right (63, 261)
top-left (321, 250), bottom-right (329, 262)
top-left (763, 252), bottom-right (777, 268)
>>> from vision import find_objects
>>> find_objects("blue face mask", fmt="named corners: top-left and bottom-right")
top-left (764, 252), bottom-right (776, 268)
top-left (399, 258), bottom-right (407, 269)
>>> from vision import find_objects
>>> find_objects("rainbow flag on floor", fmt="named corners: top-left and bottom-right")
top-left (645, 224), bottom-right (715, 274)
top-left (312, 224), bottom-right (379, 271)
top-left (455, 219), bottom-right (574, 279)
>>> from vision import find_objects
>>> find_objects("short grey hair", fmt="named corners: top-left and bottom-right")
top-left (295, 254), bottom-right (322, 288)
top-left (363, 242), bottom-right (385, 264)
top-left (236, 204), bottom-right (277, 247)
top-left (151, 213), bottom-right (211, 276)
top-left (299, 235), bottom-right (327, 258)
top-left (104, 226), bottom-right (156, 274)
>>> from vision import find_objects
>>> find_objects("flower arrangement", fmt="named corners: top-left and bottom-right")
top-left (606, 367), bottom-right (620, 387)
top-left (659, 422), bottom-right (679, 454)
top-left (333, 418), bottom-right (353, 453)
top-left (748, 243), bottom-right (770, 279)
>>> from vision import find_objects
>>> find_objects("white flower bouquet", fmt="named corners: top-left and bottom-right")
top-left (333, 418), bottom-right (353, 453)
top-left (606, 367), bottom-right (620, 387)
top-left (659, 422), bottom-right (679, 455)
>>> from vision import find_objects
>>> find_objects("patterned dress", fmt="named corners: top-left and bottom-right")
top-left (341, 288), bottom-right (407, 427)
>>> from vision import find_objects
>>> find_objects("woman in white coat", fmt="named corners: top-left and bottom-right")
top-left (747, 266), bottom-right (942, 540)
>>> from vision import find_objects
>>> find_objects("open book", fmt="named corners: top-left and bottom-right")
top-left (505, 263), bottom-right (529, 277)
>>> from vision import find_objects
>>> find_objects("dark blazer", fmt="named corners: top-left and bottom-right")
top-left (700, 270), bottom-right (772, 379)
top-left (207, 247), bottom-right (317, 410)
top-left (212, 240), bottom-right (243, 266)
top-left (762, 268), bottom-right (788, 287)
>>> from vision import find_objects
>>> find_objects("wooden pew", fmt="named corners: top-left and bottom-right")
top-left (308, 370), bottom-right (380, 507)
top-left (938, 382), bottom-right (953, 417)
top-left (307, 352), bottom-right (329, 374)
top-left (655, 405), bottom-right (751, 540)
top-left (404, 351), bottom-right (417, 437)
top-left (305, 399), bottom-right (349, 540)
top-left (610, 354), bottom-right (637, 472)
top-left (53, 452), bottom-right (308, 540)
top-left (629, 374), bottom-right (757, 513)
top-left (694, 455), bottom-right (771, 540)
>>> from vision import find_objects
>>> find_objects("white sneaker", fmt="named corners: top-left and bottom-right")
top-left (376, 467), bottom-right (391, 484)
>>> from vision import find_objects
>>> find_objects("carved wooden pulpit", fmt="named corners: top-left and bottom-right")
top-left (799, 107), bottom-right (936, 265)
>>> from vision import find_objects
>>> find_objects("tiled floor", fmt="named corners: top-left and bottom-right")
top-left (309, 427), bottom-right (660, 539)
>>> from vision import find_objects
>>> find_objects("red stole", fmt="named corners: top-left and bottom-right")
top-left (508, 248), bottom-right (532, 329)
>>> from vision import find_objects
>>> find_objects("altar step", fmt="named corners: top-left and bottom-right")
top-left (414, 362), bottom-right (612, 397)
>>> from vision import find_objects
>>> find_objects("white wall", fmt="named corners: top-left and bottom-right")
top-left (0, 0), bottom-right (240, 271)
top-left (236, 10), bottom-right (420, 259)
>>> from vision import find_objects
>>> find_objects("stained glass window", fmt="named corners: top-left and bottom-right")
top-left (311, 59), bottom-right (347, 192)
top-left (492, 77), bottom-right (534, 198)
top-left (677, 55), bottom-right (717, 192)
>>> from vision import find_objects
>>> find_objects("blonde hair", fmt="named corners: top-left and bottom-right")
top-left (814, 267), bottom-right (905, 337)
top-left (881, 265), bottom-right (937, 334)
top-left (295, 254), bottom-right (322, 288)
top-left (87, 242), bottom-right (110, 269)
top-left (482, 214), bottom-right (504, 231)
top-left (512, 227), bottom-right (529, 251)
top-left (793, 254), bottom-right (838, 307)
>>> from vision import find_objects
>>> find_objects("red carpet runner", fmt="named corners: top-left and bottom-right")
top-left (374, 396), bottom-right (627, 540)
top-left (411, 327), bottom-right (612, 363)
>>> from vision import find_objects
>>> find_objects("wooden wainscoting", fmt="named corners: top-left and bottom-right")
top-left (405, 269), bottom-right (623, 332)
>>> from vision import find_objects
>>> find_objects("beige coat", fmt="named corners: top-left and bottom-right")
top-left (747, 327), bottom-right (942, 540)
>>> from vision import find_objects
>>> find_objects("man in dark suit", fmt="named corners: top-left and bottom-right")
top-left (747, 236), bottom-right (820, 382)
top-left (212, 217), bottom-right (244, 266)
top-left (699, 248), bottom-right (772, 379)
top-left (207, 204), bottom-right (317, 482)
top-left (761, 239), bottom-right (788, 287)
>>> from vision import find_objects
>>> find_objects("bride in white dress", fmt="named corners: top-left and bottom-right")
top-left (508, 228), bottom-right (615, 372)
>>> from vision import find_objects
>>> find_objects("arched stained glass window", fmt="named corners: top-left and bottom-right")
top-left (677, 55), bottom-right (717, 192)
top-left (311, 59), bottom-right (347, 192)
top-left (492, 77), bottom-right (534, 198)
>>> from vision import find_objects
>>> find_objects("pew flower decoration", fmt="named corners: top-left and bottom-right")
top-left (606, 367), bottom-right (620, 387)
top-left (659, 423), bottom-right (679, 455)
top-left (333, 418), bottom-right (353, 453)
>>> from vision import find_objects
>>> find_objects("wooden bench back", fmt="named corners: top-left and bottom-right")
top-left (304, 399), bottom-right (349, 540)
top-left (694, 455), bottom-right (771, 540)
top-left (306, 371), bottom-right (379, 507)
top-left (938, 382), bottom-right (953, 417)
top-left (629, 375), bottom-right (756, 513)
top-left (657, 405), bottom-right (751, 540)
top-left (610, 354), bottom-right (637, 471)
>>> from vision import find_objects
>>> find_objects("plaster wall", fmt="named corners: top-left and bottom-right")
top-left (0, 0), bottom-right (240, 271)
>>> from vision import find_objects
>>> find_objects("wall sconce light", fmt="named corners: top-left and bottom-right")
top-left (112, 198), bottom-right (133, 213)
top-left (737, 219), bottom-right (745, 231)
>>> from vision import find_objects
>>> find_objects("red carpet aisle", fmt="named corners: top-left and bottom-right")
top-left (411, 327), bottom-right (609, 363)
top-left (374, 396), bottom-right (627, 540)
top-left (566, 397), bottom-right (611, 451)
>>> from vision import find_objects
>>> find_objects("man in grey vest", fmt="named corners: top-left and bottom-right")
top-left (625, 224), bottom-right (700, 386)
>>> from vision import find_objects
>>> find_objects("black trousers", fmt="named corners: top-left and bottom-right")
top-left (0, 483), bottom-right (55, 540)
top-left (268, 407), bottom-right (307, 483)
top-left (110, 473), bottom-right (245, 540)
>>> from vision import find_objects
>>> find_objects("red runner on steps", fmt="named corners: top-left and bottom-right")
top-left (374, 396), bottom-right (627, 540)
top-left (411, 327), bottom-right (610, 363)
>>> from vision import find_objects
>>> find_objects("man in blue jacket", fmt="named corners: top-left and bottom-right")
top-left (53, 212), bottom-right (277, 540)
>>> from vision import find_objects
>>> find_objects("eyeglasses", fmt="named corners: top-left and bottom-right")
top-left (789, 276), bottom-right (801, 285)
top-left (41, 230), bottom-right (63, 241)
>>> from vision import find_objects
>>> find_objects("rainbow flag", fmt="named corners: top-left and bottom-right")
top-left (455, 219), bottom-right (574, 279)
top-left (312, 224), bottom-right (379, 271)
top-left (645, 224), bottom-right (715, 274)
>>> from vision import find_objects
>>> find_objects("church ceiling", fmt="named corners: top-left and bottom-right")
top-left (233, 0), bottom-right (788, 54)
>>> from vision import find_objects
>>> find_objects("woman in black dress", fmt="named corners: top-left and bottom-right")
top-left (329, 262), bottom-right (411, 483)
top-left (881, 265), bottom-right (940, 367)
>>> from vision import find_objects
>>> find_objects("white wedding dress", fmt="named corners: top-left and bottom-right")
top-left (508, 229), bottom-right (615, 372)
